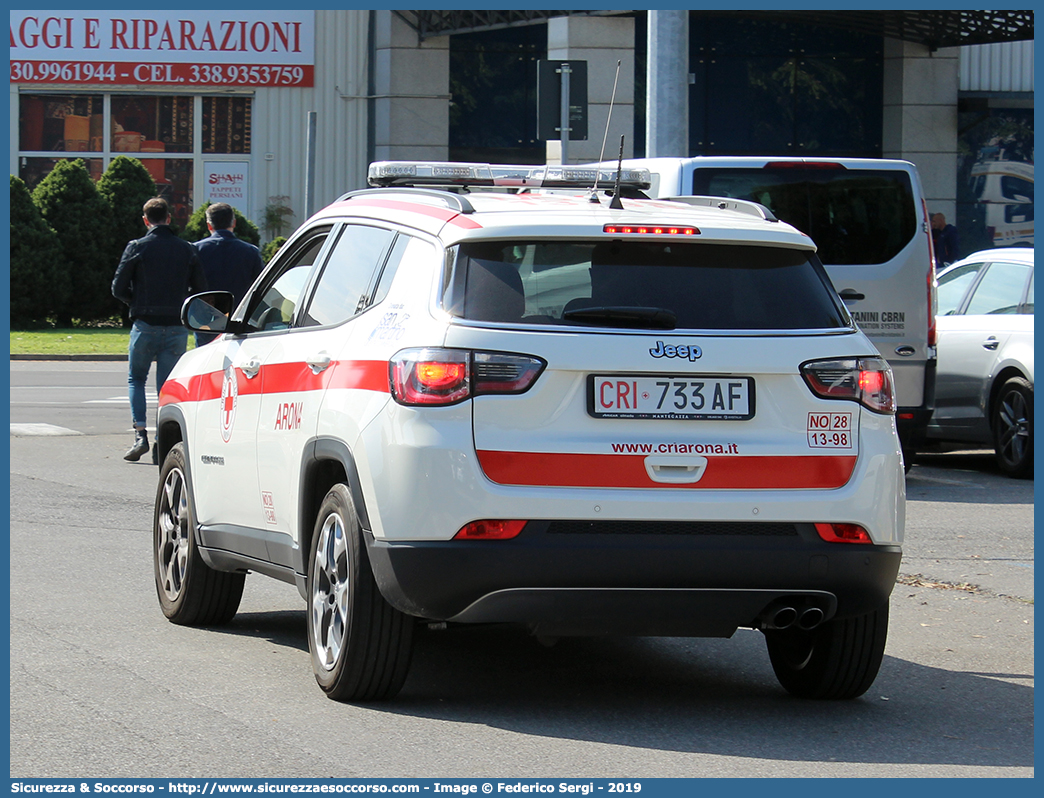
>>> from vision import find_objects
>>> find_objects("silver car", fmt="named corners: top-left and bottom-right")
top-left (927, 247), bottom-right (1034, 477)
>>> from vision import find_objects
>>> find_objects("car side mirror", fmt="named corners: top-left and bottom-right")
top-left (182, 291), bottom-right (242, 335)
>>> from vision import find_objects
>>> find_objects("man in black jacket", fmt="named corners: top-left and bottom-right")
top-left (193, 202), bottom-right (264, 346)
top-left (112, 198), bottom-right (207, 462)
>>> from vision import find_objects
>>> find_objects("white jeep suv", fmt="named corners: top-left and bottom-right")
top-left (154, 162), bottom-right (905, 702)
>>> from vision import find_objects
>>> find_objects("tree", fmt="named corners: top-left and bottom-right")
top-left (261, 236), bottom-right (287, 264)
top-left (97, 156), bottom-right (157, 270)
top-left (262, 196), bottom-right (295, 241)
top-left (10, 176), bottom-right (69, 328)
top-left (182, 201), bottom-right (260, 246)
top-left (31, 159), bottom-right (115, 324)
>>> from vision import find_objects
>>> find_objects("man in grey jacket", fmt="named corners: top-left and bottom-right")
top-left (112, 197), bottom-right (207, 462)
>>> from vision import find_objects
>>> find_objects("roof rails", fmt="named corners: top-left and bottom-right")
top-left (368, 160), bottom-right (652, 191)
top-left (337, 186), bottom-right (477, 214)
top-left (661, 195), bottom-right (779, 223)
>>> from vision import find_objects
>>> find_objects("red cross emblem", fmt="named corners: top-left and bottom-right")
top-left (220, 365), bottom-right (238, 442)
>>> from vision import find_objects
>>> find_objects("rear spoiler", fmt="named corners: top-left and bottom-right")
top-left (660, 195), bottom-right (778, 222)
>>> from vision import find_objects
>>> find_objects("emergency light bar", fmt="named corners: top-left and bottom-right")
top-left (368, 161), bottom-right (652, 191)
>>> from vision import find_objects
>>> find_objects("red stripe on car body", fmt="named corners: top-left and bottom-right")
top-left (476, 451), bottom-right (857, 490)
top-left (159, 360), bottom-right (390, 405)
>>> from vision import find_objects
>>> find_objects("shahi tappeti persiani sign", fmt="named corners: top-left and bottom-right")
top-left (10, 11), bottom-right (315, 87)
top-left (205, 162), bottom-right (249, 206)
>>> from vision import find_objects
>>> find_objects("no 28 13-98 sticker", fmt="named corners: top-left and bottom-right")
top-left (807, 412), bottom-right (852, 449)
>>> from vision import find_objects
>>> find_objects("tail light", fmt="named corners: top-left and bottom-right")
top-left (603, 224), bottom-right (699, 236)
top-left (390, 348), bottom-right (545, 406)
top-left (763, 161), bottom-right (845, 170)
top-left (454, 520), bottom-right (527, 540)
top-left (922, 198), bottom-right (938, 347)
top-left (390, 348), bottom-right (470, 405)
top-left (815, 523), bottom-right (872, 544)
top-left (801, 357), bottom-right (896, 414)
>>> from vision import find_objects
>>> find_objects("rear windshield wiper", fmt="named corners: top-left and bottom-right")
top-left (561, 306), bottom-right (678, 330)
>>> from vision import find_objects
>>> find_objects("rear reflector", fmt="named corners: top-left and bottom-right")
top-left (603, 224), bottom-right (699, 236)
top-left (815, 523), bottom-right (872, 544)
top-left (454, 520), bottom-right (527, 540)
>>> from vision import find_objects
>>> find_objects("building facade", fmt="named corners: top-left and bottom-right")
top-left (10, 10), bottom-right (1033, 255)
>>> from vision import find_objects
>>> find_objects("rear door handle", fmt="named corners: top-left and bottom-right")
top-left (982, 337), bottom-right (1000, 351)
top-left (644, 456), bottom-right (708, 484)
top-left (839, 289), bottom-right (865, 301)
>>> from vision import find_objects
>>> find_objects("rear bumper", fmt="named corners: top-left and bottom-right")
top-left (366, 521), bottom-right (901, 637)
top-left (897, 357), bottom-right (936, 449)
top-left (896, 405), bottom-right (933, 449)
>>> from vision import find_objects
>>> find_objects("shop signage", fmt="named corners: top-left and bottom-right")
top-left (10, 11), bottom-right (314, 87)
top-left (205, 162), bottom-right (250, 210)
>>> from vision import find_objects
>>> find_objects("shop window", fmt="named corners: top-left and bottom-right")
top-left (154, 160), bottom-right (195, 232)
top-left (19, 157), bottom-right (105, 187)
top-left (632, 13), bottom-right (885, 158)
top-left (956, 107), bottom-right (1034, 253)
top-left (449, 25), bottom-right (545, 164)
top-left (19, 94), bottom-right (103, 153)
top-left (203, 96), bottom-right (252, 154)
top-left (111, 96), bottom-right (194, 154)
top-left (17, 92), bottom-right (250, 231)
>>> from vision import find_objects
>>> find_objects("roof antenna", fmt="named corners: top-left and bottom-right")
top-left (609, 135), bottom-right (626, 209)
top-left (589, 59), bottom-right (622, 204)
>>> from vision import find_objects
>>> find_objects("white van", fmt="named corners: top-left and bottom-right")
top-left (600, 156), bottom-right (937, 459)
top-left (970, 155), bottom-right (1034, 247)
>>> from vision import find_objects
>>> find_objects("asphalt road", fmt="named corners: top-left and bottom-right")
top-left (8, 361), bottom-right (1034, 778)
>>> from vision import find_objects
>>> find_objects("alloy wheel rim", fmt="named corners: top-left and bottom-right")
top-left (997, 390), bottom-right (1030, 466)
top-left (157, 467), bottom-right (190, 601)
top-left (311, 512), bottom-right (349, 671)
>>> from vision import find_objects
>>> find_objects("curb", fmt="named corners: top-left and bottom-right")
top-left (10, 354), bottom-right (128, 361)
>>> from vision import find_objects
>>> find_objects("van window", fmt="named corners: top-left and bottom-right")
top-left (1001, 176), bottom-right (1033, 204)
top-left (446, 240), bottom-right (848, 331)
top-left (691, 168), bottom-right (916, 266)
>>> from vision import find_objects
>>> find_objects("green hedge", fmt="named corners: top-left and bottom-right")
top-left (182, 201), bottom-right (260, 245)
top-left (30, 159), bottom-right (115, 325)
top-left (10, 176), bottom-right (68, 328)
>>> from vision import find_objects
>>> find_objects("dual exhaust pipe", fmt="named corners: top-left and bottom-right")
top-left (759, 602), bottom-right (825, 631)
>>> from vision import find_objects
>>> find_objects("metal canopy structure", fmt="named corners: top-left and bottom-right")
top-left (396, 9), bottom-right (1034, 49)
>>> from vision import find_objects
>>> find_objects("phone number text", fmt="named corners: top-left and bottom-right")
top-left (11, 61), bottom-right (312, 86)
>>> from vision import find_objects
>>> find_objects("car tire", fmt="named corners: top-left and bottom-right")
top-left (992, 377), bottom-right (1033, 479)
top-left (154, 443), bottom-right (245, 625)
top-left (764, 603), bottom-right (888, 700)
top-left (307, 484), bottom-right (414, 701)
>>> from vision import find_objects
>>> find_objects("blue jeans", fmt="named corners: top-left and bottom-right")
top-left (128, 320), bottom-right (187, 429)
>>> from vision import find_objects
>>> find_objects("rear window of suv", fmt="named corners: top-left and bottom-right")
top-left (691, 168), bottom-right (916, 266)
top-left (444, 240), bottom-right (849, 331)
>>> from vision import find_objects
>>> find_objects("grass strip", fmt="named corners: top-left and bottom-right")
top-left (10, 328), bottom-right (196, 356)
